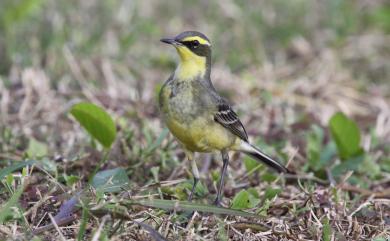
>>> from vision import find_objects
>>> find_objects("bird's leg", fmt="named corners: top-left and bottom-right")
top-left (188, 152), bottom-right (199, 202)
top-left (214, 150), bottom-right (229, 206)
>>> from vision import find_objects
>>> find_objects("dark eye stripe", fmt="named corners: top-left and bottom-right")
top-left (181, 40), bottom-right (200, 48)
top-left (178, 40), bottom-right (210, 57)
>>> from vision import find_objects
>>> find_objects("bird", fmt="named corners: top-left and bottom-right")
top-left (159, 31), bottom-right (290, 206)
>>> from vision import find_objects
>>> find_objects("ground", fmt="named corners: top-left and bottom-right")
top-left (0, 0), bottom-right (389, 240)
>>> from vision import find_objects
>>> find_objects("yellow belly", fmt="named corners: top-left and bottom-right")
top-left (166, 116), bottom-right (237, 152)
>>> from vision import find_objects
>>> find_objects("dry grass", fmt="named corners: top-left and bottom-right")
top-left (0, 0), bottom-right (390, 240)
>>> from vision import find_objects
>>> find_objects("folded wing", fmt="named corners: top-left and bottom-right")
top-left (214, 102), bottom-right (248, 142)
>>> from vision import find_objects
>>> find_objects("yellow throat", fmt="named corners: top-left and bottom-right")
top-left (174, 46), bottom-right (206, 80)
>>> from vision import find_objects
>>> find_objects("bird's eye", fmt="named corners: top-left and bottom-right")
top-left (192, 40), bottom-right (199, 48)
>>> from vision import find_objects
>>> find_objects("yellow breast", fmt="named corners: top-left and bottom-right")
top-left (165, 116), bottom-right (238, 152)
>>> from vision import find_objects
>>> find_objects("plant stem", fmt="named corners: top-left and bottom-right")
top-left (88, 149), bottom-right (110, 184)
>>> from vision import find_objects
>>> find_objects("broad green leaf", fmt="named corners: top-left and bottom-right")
top-left (27, 138), bottom-right (48, 158)
top-left (92, 168), bottom-right (130, 193)
top-left (247, 188), bottom-right (260, 199)
top-left (133, 199), bottom-right (256, 218)
top-left (319, 142), bottom-right (337, 167)
top-left (175, 180), bottom-right (208, 200)
top-left (231, 190), bottom-right (260, 210)
top-left (331, 155), bottom-right (365, 177)
top-left (329, 112), bottom-right (362, 160)
top-left (0, 160), bottom-right (36, 180)
top-left (70, 102), bottom-right (116, 149)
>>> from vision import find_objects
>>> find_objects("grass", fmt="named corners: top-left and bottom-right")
top-left (0, 0), bottom-right (390, 240)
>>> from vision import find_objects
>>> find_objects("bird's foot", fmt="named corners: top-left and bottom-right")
top-left (213, 198), bottom-right (223, 207)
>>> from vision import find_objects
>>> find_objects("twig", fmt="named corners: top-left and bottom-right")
top-left (32, 216), bottom-right (77, 235)
top-left (48, 213), bottom-right (66, 241)
top-left (232, 222), bottom-right (270, 232)
top-left (88, 149), bottom-right (111, 184)
top-left (284, 173), bottom-right (329, 185)
top-left (91, 215), bottom-right (110, 241)
top-left (339, 184), bottom-right (390, 198)
top-left (348, 195), bottom-right (374, 218)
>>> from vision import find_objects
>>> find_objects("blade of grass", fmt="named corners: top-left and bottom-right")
top-left (0, 160), bottom-right (36, 180)
top-left (88, 150), bottom-right (110, 184)
top-left (78, 205), bottom-right (90, 241)
top-left (130, 199), bottom-right (257, 218)
top-left (134, 221), bottom-right (167, 241)
top-left (322, 217), bottom-right (332, 241)
top-left (0, 184), bottom-right (24, 224)
top-left (144, 128), bottom-right (169, 157)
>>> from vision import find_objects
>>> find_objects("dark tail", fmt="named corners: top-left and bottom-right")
top-left (239, 141), bottom-right (290, 173)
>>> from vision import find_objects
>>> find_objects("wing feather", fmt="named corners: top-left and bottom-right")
top-left (214, 103), bottom-right (248, 141)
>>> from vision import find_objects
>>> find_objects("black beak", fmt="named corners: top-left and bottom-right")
top-left (160, 38), bottom-right (182, 46)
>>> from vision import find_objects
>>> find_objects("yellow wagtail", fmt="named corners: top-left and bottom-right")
top-left (159, 31), bottom-right (290, 206)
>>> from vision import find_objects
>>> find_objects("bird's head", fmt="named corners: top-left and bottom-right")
top-left (161, 31), bottom-right (211, 80)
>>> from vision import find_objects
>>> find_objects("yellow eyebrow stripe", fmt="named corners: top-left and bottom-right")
top-left (181, 36), bottom-right (211, 46)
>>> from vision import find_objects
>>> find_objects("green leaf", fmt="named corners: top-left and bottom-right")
top-left (261, 173), bottom-right (277, 182)
top-left (231, 190), bottom-right (260, 210)
top-left (2, 0), bottom-right (44, 31)
top-left (373, 237), bottom-right (388, 241)
top-left (322, 218), bottom-right (332, 241)
top-left (247, 187), bottom-right (260, 199)
top-left (70, 102), bottom-right (117, 149)
top-left (306, 125), bottom-right (324, 170)
top-left (243, 156), bottom-right (259, 172)
top-left (331, 155), bottom-right (365, 177)
top-left (39, 158), bottom-right (57, 174)
top-left (6, 174), bottom-right (14, 186)
top-left (217, 221), bottom-right (228, 241)
top-left (369, 6), bottom-right (390, 33)
top-left (359, 156), bottom-right (381, 179)
top-left (27, 138), bottom-right (48, 158)
top-left (78, 205), bottom-right (90, 241)
top-left (382, 157), bottom-right (390, 172)
top-left (257, 199), bottom-right (271, 216)
top-left (319, 142), bottom-right (337, 167)
top-left (0, 160), bottom-right (36, 181)
top-left (64, 174), bottom-right (80, 186)
top-left (264, 188), bottom-right (282, 201)
top-left (91, 168), bottom-right (130, 193)
top-left (175, 180), bottom-right (208, 200)
top-left (133, 199), bottom-right (256, 218)
top-left (0, 184), bottom-right (24, 224)
top-left (329, 112), bottom-right (362, 160)
top-left (144, 128), bottom-right (169, 156)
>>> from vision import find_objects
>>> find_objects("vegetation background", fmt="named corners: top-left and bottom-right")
top-left (0, 0), bottom-right (389, 240)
